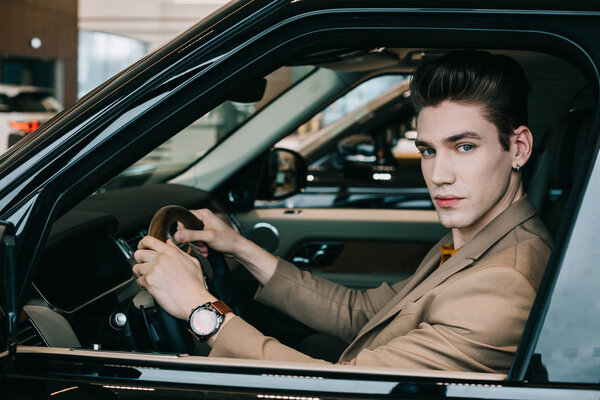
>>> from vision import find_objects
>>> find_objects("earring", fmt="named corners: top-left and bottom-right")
top-left (515, 164), bottom-right (521, 172)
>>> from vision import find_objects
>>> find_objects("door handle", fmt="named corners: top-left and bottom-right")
top-left (290, 241), bottom-right (343, 268)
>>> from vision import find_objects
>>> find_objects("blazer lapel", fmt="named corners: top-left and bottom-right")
top-left (392, 232), bottom-right (453, 300)
top-left (353, 250), bottom-right (475, 339)
top-left (340, 196), bottom-right (538, 362)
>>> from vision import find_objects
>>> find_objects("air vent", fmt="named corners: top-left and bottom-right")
top-left (116, 230), bottom-right (147, 263)
top-left (17, 317), bottom-right (47, 347)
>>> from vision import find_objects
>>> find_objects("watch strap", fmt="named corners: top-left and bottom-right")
top-left (211, 300), bottom-right (231, 316)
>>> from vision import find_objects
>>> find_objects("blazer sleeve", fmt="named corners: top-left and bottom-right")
top-left (253, 257), bottom-right (401, 342)
top-left (210, 265), bottom-right (536, 373)
top-left (340, 266), bottom-right (538, 372)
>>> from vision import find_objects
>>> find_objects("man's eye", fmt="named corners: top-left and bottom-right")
top-left (457, 144), bottom-right (474, 152)
top-left (419, 148), bottom-right (435, 157)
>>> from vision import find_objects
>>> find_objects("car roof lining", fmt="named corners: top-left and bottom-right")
top-left (310, 47), bottom-right (586, 78)
top-left (309, 47), bottom-right (589, 145)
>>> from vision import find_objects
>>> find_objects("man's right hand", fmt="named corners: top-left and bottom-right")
top-left (174, 208), bottom-right (241, 258)
top-left (174, 208), bottom-right (278, 286)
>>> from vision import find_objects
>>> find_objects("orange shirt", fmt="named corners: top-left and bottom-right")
top-left (440, 244), bottom-right (462, 266)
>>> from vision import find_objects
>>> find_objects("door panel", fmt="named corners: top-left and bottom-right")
top-left (236, 208), bottom-right (447, 287)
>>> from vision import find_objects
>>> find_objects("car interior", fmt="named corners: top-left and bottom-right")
top-left (16, 43), bottom-right (596, 378)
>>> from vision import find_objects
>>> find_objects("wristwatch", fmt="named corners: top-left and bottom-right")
top-left (188, 300), bottom-right (232, 341)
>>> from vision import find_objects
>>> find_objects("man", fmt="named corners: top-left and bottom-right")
top-left (133, 50), bottom-right (552, 373)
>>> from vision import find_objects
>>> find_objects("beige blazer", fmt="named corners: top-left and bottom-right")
top-left (210, 196), bottom-right (552, 373)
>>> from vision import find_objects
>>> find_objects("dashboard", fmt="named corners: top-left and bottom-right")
top-left (36, 214), bottom-right (132, 313)
top-left (24, 183), bottom-right (211, 350)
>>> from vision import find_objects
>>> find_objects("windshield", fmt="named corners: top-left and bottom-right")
top-left (103, 66), bottom-right (315, 191)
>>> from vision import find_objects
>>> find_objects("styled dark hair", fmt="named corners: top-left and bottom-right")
top-left (410, 50), bottom-right (531, 150)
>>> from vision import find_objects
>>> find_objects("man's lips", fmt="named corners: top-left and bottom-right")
top-left (434, 196), bottom-right (464, 208)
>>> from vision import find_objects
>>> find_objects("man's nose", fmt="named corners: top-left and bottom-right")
top-left (430, 153), bottom-right (455, 186)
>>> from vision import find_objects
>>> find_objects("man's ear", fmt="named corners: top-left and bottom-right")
top-left (511, 125), bottom-right (533, 169)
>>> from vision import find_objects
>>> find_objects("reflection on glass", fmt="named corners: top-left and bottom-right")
top-left (272, 149), bottom-right (298, 198)
top-left (103, 66), bottom-right (314, 190)
top-left (277, 75), bottom-right (407, 155)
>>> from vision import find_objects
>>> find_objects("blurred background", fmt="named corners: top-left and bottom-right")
top-left (0, 0), bottom-right (228, 152)
top-left (0, 0), bottom-right (228, 105)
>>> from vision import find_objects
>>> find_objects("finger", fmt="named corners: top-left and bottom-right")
top-left (190, 208), bottom-right (213, 222)
top-left (188, 242), bottom-right (208, 257)
top-left (167, 239), bottom-right (203, 265)
top-left (138, 235), bottom-right (170, 251)
top-left (134, 249), bottom-right (159, 264)
top-left (166, 238), bottom-right (191, 255)
top-left (132, 262), bottom-right (153, 277)
top-left (174, 228), bottom-right (213, 244)
top-left (136, 275), bottom-right (146, 289)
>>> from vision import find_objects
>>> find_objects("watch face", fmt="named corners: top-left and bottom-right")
top-left (191, 308), bottom-right (219, 336)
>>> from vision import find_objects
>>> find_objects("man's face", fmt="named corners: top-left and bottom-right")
top-left (416, 100), bottom-right (515, 234)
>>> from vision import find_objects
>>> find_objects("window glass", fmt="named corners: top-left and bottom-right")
top-left (262, 74), bottom-right (430, 209)
top-left (11, 92), bottom-right (62, 113)
top-left (0, 94), bottom-right (9, 112)
top-left (102, 66), bottom-right (314, 190)
top-left (316, 75), bottom-right (409, 127)
top-left (1, 57), bottom-right (55, 88)
top-left (531, 154), bottom-right (600, 383)
top-left (276, 75), bottom-right (409, 153)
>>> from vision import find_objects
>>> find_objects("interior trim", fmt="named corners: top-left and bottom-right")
top-left (237, 208), bottom-right (446, 257)
top-left (16, 346), bottom-right (507, 381)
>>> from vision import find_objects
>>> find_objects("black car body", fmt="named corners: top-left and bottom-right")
top-left (1, 1), bottom-right (600, 398)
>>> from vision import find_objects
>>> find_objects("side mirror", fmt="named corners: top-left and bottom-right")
top-left (257, 148), bottom-right (307, 200)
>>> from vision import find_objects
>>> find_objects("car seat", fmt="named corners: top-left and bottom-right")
top-left (524, 85), bottom-right (596, 237)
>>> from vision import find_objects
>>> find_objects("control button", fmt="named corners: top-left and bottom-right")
top-left (109, 312), bottom-right (128, 329)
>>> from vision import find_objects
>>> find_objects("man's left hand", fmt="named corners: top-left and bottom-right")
top-left (133, 236), bottom-right (216, 320)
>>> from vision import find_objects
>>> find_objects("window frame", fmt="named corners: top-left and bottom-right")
top-left (507, 97), bottom-right (600, 383)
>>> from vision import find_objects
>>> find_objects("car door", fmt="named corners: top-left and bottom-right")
top-left (3, 1), bottom-right (600, 399)
top-left (236, 208), bottom-right (445, 290)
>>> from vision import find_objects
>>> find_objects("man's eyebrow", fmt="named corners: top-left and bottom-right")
top-left (414, 131), bottom-right (482, 148)
top-left (443, 131), bottom-right (482, 144)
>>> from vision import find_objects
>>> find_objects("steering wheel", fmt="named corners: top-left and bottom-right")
top-left (142, 205), bottom-right (241, 353)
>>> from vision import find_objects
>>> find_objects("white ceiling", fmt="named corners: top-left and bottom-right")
top-left (78, 0), bottom-right (229, 51)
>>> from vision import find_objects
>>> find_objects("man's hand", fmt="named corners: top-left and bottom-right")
top-left (133, 236), bottom-right (216, 320)
top-left (174, 208), bottom-right (279, 286)
top-left (174, 208), bottom-right (241, 258)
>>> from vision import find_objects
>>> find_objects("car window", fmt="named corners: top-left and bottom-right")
top-left (11, 92), bottom-right (62, 112)
top-left (528, 155), bottom-right (600, 384)
top-left (102, 66), bottom-right (315, 191)
top-left (261, 74), bottom-right (431, 210)
top-left (0, 94), bottom-right (10, 112)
